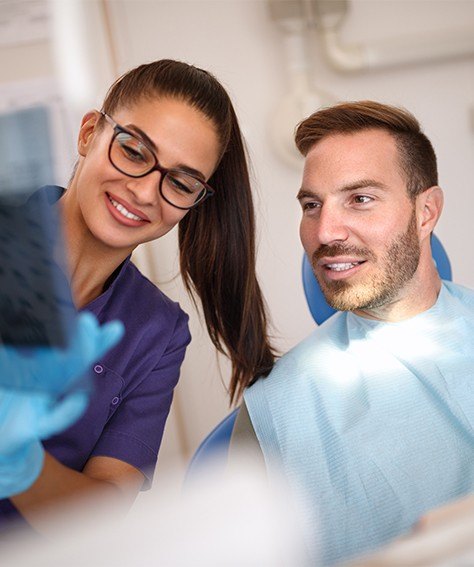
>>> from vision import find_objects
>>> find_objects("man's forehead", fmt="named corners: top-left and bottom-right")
top-left (303, 129), bottom-right (401, 177)
top-left (301, 129), bottom-right (404, 187)
top-left (304, 128), bottom-right (398, 160)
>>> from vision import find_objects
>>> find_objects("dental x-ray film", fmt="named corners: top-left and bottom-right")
top-left (0, 106), bottom-right (75, 347)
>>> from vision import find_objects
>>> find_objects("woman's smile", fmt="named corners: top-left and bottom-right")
top-left (104, 192), bottom-right (150, 227)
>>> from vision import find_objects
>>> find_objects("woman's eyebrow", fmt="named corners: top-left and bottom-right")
top-left (126, 123), bottom-right (206, 180)
top-left (126, 124), bottom-right (157, 152)
top-left (174, 165), bottom-right (206, 179)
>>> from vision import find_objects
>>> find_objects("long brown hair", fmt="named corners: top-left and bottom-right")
top-left (101, 60), bottom-right (275, 402)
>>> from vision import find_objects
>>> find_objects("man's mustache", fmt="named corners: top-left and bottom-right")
top-left (312, 243), bottom-right (376, 264)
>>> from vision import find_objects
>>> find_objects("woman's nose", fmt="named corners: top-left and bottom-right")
top-left (126, 171), bottom-right (161, 206)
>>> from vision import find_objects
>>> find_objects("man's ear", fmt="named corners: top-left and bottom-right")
top-left (417, 186), bottom-right (444, 240)
top-left (77, 111), bottom-right (101, 157)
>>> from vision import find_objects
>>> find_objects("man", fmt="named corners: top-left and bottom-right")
top-left (232, 101), bottom-right (474, 566)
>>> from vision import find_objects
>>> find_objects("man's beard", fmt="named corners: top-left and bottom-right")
top-left (312, 210), bottom-right (421, 312)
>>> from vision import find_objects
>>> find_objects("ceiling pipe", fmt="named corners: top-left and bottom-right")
top-left (267, 0), bottom-right (336, 168)
top-left (267, 0), bottom-right (474, 168)
top-left (48, 0), bottom-right (116, 122)
top-left (307, 0), bottom-right (474, 73)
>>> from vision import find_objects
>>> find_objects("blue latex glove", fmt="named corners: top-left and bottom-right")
top-left (0, 312), bottom-right (124, 498)
top-left (0, 312), bottom-right (124, 395)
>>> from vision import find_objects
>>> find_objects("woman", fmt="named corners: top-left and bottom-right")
top-left (0, 60), bottom-right (274, 532)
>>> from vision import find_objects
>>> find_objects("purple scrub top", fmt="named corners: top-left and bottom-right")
top-left (0, 186), bottom-right (191, 531)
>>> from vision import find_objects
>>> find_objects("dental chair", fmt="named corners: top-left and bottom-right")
top-left (186, 234), bottom-right (452, 477)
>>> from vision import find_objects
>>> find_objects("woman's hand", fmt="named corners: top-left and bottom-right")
top-left (0, 312), bottom-right (124, 498)
top-left (0, 389), bottom-right (86, 498)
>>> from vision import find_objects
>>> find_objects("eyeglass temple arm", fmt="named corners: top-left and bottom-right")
top-left (99, 111), bottom-right (116, 129)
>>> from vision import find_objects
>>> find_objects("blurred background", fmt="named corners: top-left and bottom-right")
top-left (1, 0), bottom-right (473, 488)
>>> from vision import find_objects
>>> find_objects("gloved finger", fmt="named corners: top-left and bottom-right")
top-left (0, 314), bottom-right (124, 395)
top-left (0, 389), bottom-right (44, 453)
top-left (36, 391), bottom-right (89, 440)
top-left (0, 347), bottom-right (40, 390)
top-left (75, 314), bottom-right (124, 365)
top-left (37, 314), bottom-right (124, 393)
top-left (55, 314), bottom-right (124, 393)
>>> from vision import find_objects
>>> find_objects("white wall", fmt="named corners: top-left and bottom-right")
top-left (3, 0), bottom-right (474, 482)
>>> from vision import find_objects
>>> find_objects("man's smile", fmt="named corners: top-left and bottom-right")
top-left (315, 253), bottom-right (369, 281)
top-left (325, 261), bottom-right (364, 272)
top-left (318, 258), bottom-right (367, 281)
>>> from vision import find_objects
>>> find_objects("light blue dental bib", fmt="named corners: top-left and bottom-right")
top-left (245, 282), bottom-right (474, 566)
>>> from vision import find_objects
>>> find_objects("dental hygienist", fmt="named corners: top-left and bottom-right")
top-left (0, 59), bottom-right (274, 534)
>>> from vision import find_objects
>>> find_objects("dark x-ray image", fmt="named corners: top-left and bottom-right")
top-left (0, 106), bottom-right (75, 347)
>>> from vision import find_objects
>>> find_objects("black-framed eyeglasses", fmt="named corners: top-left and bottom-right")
top-left (100, 111), bottom-right (214, 210)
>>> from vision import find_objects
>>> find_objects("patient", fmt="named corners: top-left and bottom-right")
top-left (231, 101), bottom-right (474, 566)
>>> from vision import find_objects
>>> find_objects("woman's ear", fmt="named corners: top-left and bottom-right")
top-left (77, 111), bottom-right (101, 157)
top-left (417, 186), bottom-right (444, 240)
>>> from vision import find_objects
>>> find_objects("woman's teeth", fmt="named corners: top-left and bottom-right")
top-left (326, 262), bottom-right (361, 271)
top-left (109, 196), bottom-right (143, 221)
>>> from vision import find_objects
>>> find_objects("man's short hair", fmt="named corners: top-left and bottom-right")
top-left (295, 101), bottom-right (438, 199)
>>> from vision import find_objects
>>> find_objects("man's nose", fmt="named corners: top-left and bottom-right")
top-left (316, 204), bottom-right (350, 245)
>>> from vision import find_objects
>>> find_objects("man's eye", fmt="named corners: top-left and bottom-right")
top-left (353, 195), bottom-right (373, 204)
top-left (302, 201), bottom-right (320, 211)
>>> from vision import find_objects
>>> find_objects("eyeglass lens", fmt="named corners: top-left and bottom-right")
top-left (111, 131), bottom-right (207, 208)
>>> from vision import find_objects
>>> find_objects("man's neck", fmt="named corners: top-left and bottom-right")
top-left (353, 266), bottom-right (442, 323)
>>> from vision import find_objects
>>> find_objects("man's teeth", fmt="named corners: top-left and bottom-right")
top-left (109, 197), bottom-right (143, 221)
top-left (326, 262), bottom-right (361, 271)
